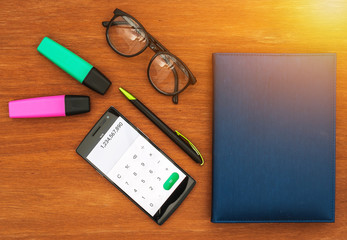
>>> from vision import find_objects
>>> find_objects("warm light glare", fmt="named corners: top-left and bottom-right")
top-left (296, 0), bottom-right (347, 41)
top-left (309, 0), bottom-right (346, 24)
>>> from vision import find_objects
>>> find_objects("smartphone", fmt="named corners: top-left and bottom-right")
top-left (76, 107), bottom-right (196, 225)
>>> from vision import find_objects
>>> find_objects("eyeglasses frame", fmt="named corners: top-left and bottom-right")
top-left (103, 8), bottom-right (197, 103)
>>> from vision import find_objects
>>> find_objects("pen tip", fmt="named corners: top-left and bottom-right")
top-left (119, 87), bottom-right (136, 100)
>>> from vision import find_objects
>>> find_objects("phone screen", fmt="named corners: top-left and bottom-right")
top-left (86, 115), bottom-right (187, 216)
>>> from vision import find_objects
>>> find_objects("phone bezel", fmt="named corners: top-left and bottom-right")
top-left (76, 106), bottom-right (196, 225)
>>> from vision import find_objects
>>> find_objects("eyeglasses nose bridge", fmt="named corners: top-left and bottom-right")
top-left (148, 42), bottom-right (161, 52)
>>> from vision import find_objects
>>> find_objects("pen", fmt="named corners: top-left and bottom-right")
top-left (119, 88), bottom-right (204, 166)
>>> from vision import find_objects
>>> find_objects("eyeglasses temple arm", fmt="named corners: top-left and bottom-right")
top-left (172, 67), bottom-right (179, 104)
top-left (102, 21), bottom-right (132, 27)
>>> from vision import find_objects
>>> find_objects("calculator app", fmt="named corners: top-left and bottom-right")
top-left (87, 116), bottom-right (186, 216)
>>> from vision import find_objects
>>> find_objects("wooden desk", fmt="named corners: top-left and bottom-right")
top-left (1, 1), bottom-right (346, 239)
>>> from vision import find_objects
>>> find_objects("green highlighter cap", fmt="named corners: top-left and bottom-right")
top-left (37, 37), bottom-right (111, 95)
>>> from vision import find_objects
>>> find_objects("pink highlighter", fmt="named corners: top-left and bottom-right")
top-left (9, 95), bottom-right (90, 118)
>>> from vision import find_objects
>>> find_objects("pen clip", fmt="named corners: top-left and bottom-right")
top-left (175, 130), bottom-right (204, 166)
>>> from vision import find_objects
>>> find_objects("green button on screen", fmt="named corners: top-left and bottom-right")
top-left (163, 172), bottom-right (179, 190)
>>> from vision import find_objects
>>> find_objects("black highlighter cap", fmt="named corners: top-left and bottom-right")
top-left (65, 95), bottom-right (90, 116)
top-left (83, 67), bottom-right (112, 95)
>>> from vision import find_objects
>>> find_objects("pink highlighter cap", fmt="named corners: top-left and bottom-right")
top-left (8, 95), bottom-right (90, 118)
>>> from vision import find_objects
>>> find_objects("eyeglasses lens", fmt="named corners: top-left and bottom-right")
top-left (149, 53), bottom-right (189, 94)
top-left (108, 16), bottom-right (147, 56)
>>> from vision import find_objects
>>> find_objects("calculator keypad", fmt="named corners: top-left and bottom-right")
top-left (107, 135), bottom-right (185, 216)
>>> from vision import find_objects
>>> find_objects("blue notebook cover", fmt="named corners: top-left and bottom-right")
top-left (212, 53), bottom-right (336, 223)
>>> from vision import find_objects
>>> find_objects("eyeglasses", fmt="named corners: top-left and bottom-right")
top-left (102, 9), bottom-right (197, 104)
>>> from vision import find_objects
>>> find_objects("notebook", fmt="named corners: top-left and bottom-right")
top-left (212, 53), bottom-right (336, 223)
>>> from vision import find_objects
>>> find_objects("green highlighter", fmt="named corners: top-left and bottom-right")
top-left (37, 37), bottom-right (111, 94)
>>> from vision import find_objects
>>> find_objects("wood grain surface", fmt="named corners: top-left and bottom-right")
top-left (1, 0), bottom-right (346, 239)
